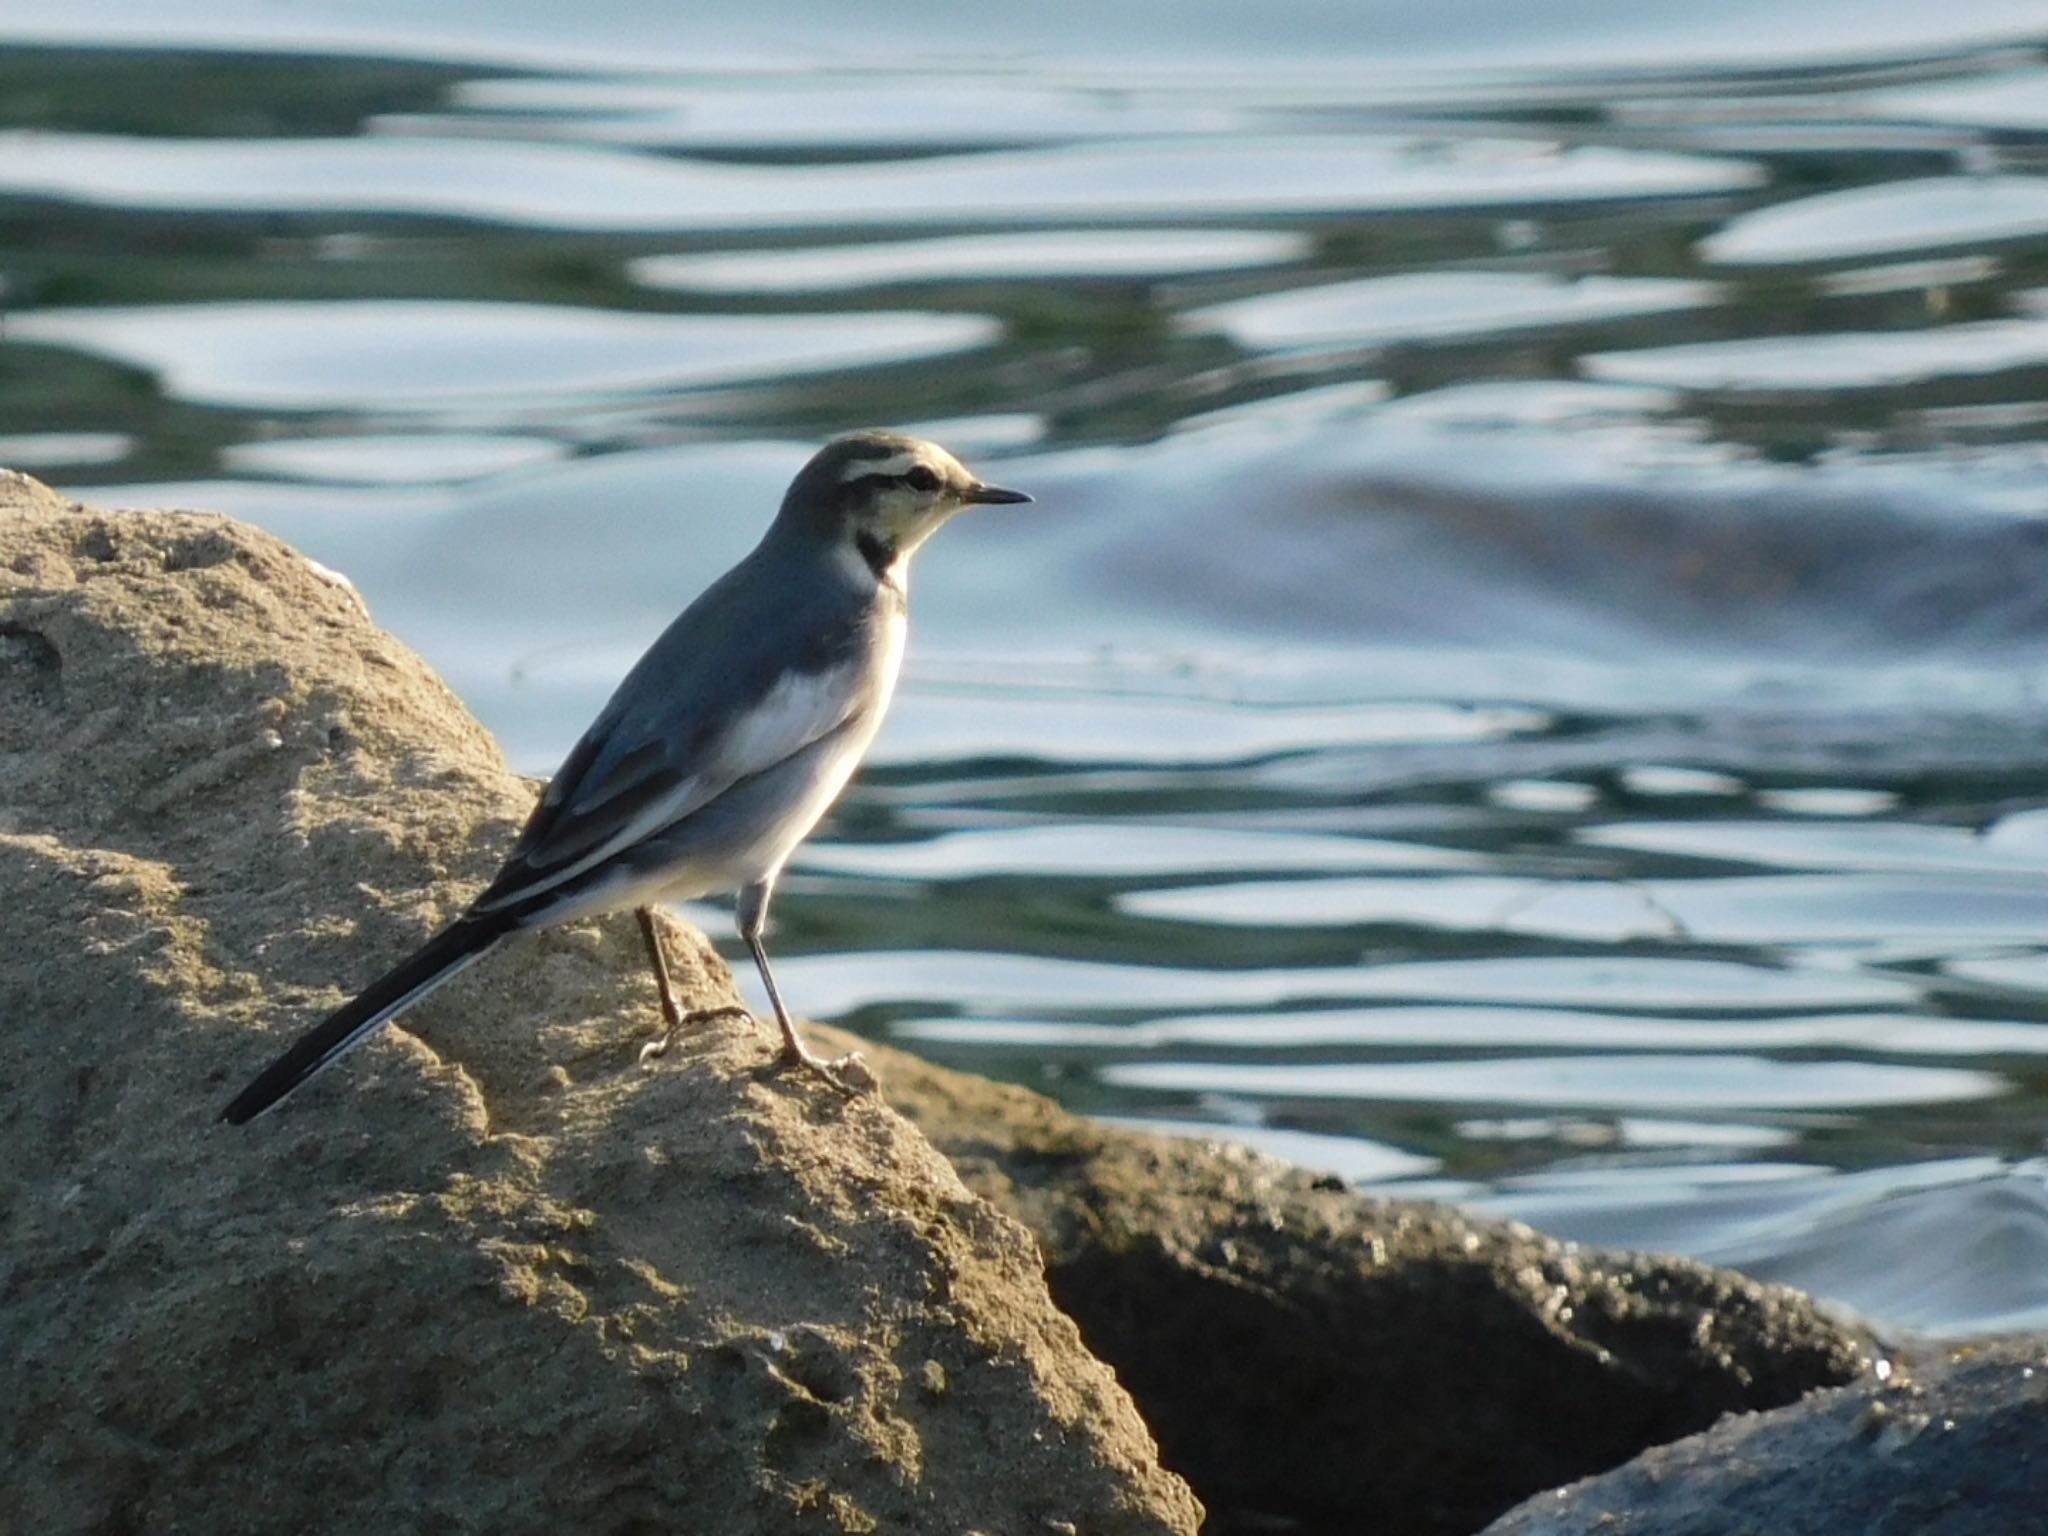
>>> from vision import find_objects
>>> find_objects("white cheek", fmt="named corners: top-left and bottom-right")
top-left (882, 493), bottom-right (959, 562)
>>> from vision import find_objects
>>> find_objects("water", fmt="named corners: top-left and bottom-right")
top-left (6, 2), bottom-right (2048, 1341)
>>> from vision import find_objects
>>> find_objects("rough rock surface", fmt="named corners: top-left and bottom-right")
top-left (850, 1033), bottom-right (1876, 1536)
top-left (0, 472), bottom-right (1202, 1536)
top-left (1482, 1337), bottom-right (2048, 1536)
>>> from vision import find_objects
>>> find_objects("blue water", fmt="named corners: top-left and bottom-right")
top-left (7, 1), bottom-right (2048, 1340)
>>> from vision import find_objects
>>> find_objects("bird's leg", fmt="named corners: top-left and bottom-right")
top-left (737, 880), bottom-right (875, 1097)
top-left (635, 906), bottom-right (751, 1067)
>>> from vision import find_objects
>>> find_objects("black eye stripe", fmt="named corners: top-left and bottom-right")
top-left (841, 468), bottom-right (942, 499)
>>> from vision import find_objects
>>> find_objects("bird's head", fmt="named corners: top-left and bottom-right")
top-left (779, 430), bottom-right (1031, 583)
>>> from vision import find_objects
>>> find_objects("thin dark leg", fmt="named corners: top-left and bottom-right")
top-left (737, 880), bottom-right (873, 1096)
top-left (635, 906), bottom-right (751, 1067)
top-left (638, 906), bottom-right (686, 1031)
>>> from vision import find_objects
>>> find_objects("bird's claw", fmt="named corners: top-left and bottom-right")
top-left (779, 1043), bottom-right (877, 1098)
top-left (639, 1003), bottom-right (754, 1070)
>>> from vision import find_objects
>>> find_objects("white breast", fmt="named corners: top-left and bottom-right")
top-left (722, 602), bottom-right (908, 883)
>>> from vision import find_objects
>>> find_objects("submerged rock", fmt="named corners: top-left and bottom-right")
top-left (1482, 1337), bottom-right (2048, 1536)
top-left (0, 472), bottom-right (1201, 1536)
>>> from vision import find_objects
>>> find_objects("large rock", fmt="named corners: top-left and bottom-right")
top-left (1482, 1337), bottom-right (2048, 1536)
top-left (854, 1032), bottom-right (1875, 1535)
top-left (0, 472), bottom-right (1202, 1536)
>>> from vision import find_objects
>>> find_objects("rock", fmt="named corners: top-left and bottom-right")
top-left (0, 472), bottom-right (1202, 1536)
top-left (845, 1034), bottom-right (1875, 1535)
top-left (1481, 1337), bottom-right (2048, 1536)
top-left (2, 469), bottom-right (1887, 1536)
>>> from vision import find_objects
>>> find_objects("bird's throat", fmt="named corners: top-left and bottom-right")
top-left (854, 529), bottom-right (897, 582)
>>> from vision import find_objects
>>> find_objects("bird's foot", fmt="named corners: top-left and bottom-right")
top-left (638, 1003), bottom-right (754, 1068)
top-left (777, 1038), bottom-right (877, 1098)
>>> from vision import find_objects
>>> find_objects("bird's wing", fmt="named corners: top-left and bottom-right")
top-left (473, 648), bottom-right (865, 918)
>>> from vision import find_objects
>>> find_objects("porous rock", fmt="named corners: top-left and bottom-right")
top-left (0, 471), bottom-right (1202, 1536)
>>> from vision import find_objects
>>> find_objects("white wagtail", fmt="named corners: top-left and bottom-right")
top-left (220, 431), bottom-right (1030, 1123)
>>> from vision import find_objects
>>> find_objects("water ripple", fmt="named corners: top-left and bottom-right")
top-left (10, 15), bottom-right (2048, 1341)
top-left (8, 300), bottom-right (998, 410)
top-left (1101, 1054), bottom-right (2006, 1110)
top-left (0, 129), bottom-right (1763, 229)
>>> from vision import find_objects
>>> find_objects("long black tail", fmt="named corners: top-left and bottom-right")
top-left (219, 916), bottom-right (511, 1125)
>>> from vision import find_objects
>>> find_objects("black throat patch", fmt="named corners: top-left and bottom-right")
top-left (854, 528), bottom-right (896, 581)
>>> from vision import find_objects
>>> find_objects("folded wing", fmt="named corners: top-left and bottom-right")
top-left (473, 654), bottom-right (862, 919)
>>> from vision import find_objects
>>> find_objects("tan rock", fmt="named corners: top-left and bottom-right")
top-left (0, 471), bottom-right (1202, 1536)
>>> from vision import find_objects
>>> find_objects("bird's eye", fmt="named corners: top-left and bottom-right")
top-left (904, 465), bottom-right (940, 493)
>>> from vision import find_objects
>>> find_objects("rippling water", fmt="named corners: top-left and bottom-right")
top-left (7, 1), bottom-right (2048, 1340)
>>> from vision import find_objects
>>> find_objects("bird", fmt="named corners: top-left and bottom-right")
top-left (219, 430), bottom-right (1031, 1124)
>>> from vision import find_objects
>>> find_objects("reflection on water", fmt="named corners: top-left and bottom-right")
top-left (6, 3), bottom-right (2048, 1341)
top-left (0, 129), bottom-right (1764, 229)
top-left (1192, 273), bottom-right (1722, 351)
top-left (7, 299), bottom-right (1000, 408)
top-left (1700, 176), bottom-right (2048, 264)
top-left (631, 231), bottom-right (1314, 294)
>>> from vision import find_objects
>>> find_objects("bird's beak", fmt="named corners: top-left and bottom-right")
top-left (963, 481), bottom-right (1032, 506)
